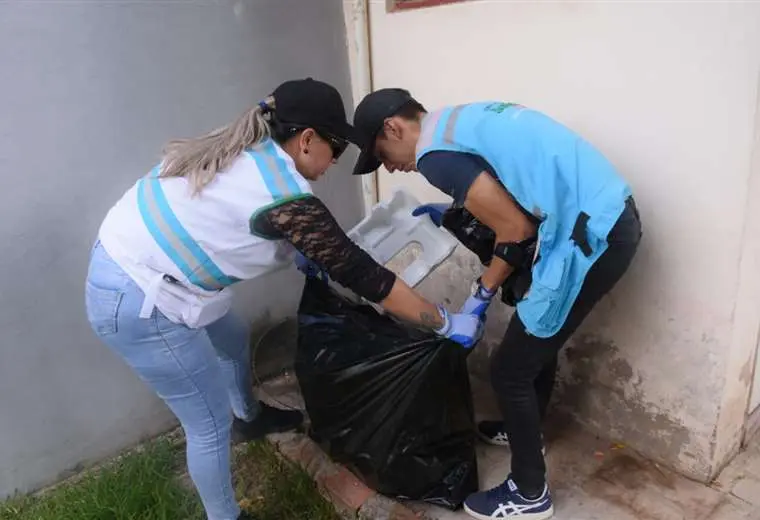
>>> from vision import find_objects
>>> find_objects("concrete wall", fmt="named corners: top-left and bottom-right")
top-left (367, 1), bottom-right (760, 480)
top-left (0, 0), bottom-right (361, 498)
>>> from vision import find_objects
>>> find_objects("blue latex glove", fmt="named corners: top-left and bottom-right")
top-left (434, 306), bottom-right (485, 349)
top-left (295, 252), bottom-right (328, 281)
top-left (411, 203), bottom-right (450, 227)
top-left (460, 279), bottom-right (496, 319)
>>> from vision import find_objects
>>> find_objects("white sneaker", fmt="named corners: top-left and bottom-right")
top-left (477, 421), bottom-right (546, 455)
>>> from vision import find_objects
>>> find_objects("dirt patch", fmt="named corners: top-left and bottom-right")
top-left (583, 451), bottom-right (723, 520)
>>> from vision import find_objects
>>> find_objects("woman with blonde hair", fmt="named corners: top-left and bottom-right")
top-left (84, 78), bottom-right (482, 520)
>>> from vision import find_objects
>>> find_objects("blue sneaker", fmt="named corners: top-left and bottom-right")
top-left (463, 476), bottom-right (554, 519)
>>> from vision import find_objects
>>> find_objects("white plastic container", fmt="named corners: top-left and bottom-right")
top-left (347, 187), bottom-right (458, 288)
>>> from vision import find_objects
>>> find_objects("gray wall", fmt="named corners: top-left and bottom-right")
top-left (0, 0), bottom-right (361, 498)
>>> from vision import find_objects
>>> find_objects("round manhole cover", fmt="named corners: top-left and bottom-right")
top-left (251, 318), bottom-right (304, 411)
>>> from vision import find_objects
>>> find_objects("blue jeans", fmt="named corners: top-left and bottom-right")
top-left (85, 242), bottom-right (258, 520)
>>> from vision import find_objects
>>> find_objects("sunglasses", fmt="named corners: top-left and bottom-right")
top-left (284, 125), bottom-right (348, 160)
top-left (317, 130), bottom-right (349, 160)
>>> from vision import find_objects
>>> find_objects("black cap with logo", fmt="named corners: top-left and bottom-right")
top-left (270, 78), bottom-right (359, 148)
top-left (351, 88), bottom-right (416, 176)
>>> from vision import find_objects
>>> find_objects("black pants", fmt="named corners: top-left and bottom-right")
top-left (490, 198), bottom-right (642, 495)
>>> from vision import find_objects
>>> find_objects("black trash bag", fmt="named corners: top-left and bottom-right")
top-left (441, 205), bottom-right (536, 306)
top-left (294, 278), bottom-right (479, 510)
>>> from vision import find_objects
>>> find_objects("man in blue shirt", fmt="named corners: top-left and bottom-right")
top-left (351, 88), bottom-right (642, 520)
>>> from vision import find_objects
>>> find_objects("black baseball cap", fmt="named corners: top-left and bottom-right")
top-left (352, 88), bottom-right (416, 175)
top-left (271, 78), bottom-right (359, 146)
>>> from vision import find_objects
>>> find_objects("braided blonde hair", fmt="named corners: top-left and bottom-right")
top-left (159, 96), bottom-right (275, 194)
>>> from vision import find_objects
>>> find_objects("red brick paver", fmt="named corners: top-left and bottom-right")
top-left (268, 432), bottom-right (424, 518)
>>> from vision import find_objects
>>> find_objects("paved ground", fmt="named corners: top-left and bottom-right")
top-left (411, 427), bottom-right (759, 520)
top-left (411, 378), bottom-right (760, 520)
top-left (261, 373), bottom-right (760, 520)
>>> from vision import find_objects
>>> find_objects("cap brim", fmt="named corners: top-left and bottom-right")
top-left (352, 147), bottom-right (381, 176)
top-left (329, 121), bottom-right (361, 146)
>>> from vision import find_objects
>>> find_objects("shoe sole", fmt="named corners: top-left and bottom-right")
top-left (463, 502), bottom-right (555, 520)
top-left (477, 431), bottom-right (511, 447)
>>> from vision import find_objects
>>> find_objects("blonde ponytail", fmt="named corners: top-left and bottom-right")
top-left (159, 96), bottom-right (275, 194)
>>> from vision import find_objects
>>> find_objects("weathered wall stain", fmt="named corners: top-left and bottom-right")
top-left (556, 333), bottom-right (710, 480)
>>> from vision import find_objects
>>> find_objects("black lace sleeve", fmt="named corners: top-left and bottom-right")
top-left (263, 196), bottom-right (397, 303)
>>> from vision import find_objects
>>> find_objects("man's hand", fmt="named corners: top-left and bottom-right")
top-left (434, 306), bottom-right (485, 349)
top-left (460, 279), bottom-right (496, 318)
top-left (412, 203), bottom-right (450, 227)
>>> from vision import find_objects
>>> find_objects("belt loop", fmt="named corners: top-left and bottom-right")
top-left (139, 275), bottom-right (164, 319)
top-left (572, 212), bottom-right (592, 257)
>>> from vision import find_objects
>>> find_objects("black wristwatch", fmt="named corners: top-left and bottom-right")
top-left (493, 241), bottom-right (528, 268)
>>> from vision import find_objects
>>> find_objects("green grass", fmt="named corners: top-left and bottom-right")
top-left (0, 437), bottom-right (338, 520)
top-left (0, 438), bottom-right (203, 520)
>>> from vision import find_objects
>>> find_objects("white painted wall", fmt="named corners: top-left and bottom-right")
top-left (367, 0), bottom-right (760, 479)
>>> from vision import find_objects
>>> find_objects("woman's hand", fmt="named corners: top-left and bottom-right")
top-left (434, 306), bottom-right (485, 349)
top-left (294, 252), bottom-right (328, 281)
top-left (269, 196), bottom-right (475, 336)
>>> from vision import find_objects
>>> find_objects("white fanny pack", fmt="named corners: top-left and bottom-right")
top-left (139, 273), bottom-right (233, 329)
